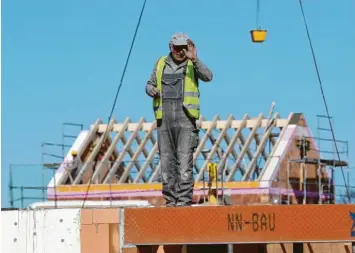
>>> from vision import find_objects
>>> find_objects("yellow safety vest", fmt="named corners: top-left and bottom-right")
top-left (153, 56), bottom-right (200, 119)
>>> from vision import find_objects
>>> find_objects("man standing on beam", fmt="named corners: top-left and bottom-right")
top-left (145, 32), bottom-right (213, 207)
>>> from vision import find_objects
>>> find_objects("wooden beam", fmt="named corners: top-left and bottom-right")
top-left (195, 115), bottom-right (234, 181)
top-left (257, 113), bottom-right (294, 181)
top-left (216, 114), bottom-right (249, 176)
top-left (103, 118), bottom-right (145, 184)
top-left (135, 142), bottom-right (158, 183)
top-left (119, 120), bottom-right (157, 183)
top-left (73, 118), bottom-right (116, 184)
top-left (193, 115), bottom-right (220, 175)
top-left (91, 117), bottom-right (131, 183)
top-left (94, 118), bottom-right (289, 133)
top-left (225, 113), bottom-right (264, 181)
top-left (242, 113), bottom-right (279, 181)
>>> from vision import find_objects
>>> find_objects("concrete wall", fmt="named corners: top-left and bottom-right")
top-left (1, 208), bottom-right (121, 253)
top-left (1, 208), bottom-right (81, 253)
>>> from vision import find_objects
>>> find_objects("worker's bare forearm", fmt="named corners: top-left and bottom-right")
top-left (193, 58), bottom-right (213, 82)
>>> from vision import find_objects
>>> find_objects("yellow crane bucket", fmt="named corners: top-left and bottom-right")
top-left (250, 29), bottom-right (267, 43)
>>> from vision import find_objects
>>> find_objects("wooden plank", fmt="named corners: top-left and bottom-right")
top-left (123, 204), bottom-right (355, 245)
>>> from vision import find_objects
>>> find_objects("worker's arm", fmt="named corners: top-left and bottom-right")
top-left (183, 40), bottom-right (213, 82)
top-left (145, 60), bottom-right (160, 97)
top-left (192, 58), bottom-right (213, 82)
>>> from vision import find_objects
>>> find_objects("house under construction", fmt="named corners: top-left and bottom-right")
top-left (45, 112), bottom-right (339, 206)
top-left (2, 112), bottom-right (354, 253)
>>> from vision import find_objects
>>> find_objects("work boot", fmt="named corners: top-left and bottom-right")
top-left (176, 202), bottom-right (191, 207)
top-left (166, 202), bottom-right (176, 207)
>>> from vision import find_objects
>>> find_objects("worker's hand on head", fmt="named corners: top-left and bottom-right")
top-left (183, 40), bottom-right (197, 62)
top-left (149, 87), bottom-right (160, 97)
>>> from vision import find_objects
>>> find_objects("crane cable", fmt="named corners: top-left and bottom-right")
top-left (298, 0), bottom-right (351, 202)
top-left (256, 0), bottom-right (261, 29)
top-left (81, 0), bottom-right (148, 209)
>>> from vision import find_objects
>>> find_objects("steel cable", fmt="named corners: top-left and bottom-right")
top-left (298, 0), bottom-right (351, 202)
top-left (81, 0), bottom-right (148, 209)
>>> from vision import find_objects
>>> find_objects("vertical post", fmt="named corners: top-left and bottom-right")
top-left (293, 243), bottom-right (303, 253)
top-left (346, 141), bottom-right (349, 199)
top-left (221, 156), bottom-right (226, 204)
top-left (299, 163), bottom-right (303, 192)
top-left (42, 164), bottom-right (45, 202)
top-left (227, 244), bottom-right (233, 253)
top-left (303, 164), bottom-right (307, 204)
top-left (278, 162), bottom-right (281, 204)
top-left (8, 165), bottom-right (14, 208)
top-left (62, 123), bottom-right (65, 164)
top-left (318, 164), bottom-right (322, 204)
top-left (53, 168), bottom-right (57, 209)
top-left (331, 167), bottom-right (335, 204)
top-left (287, 160), bottom-right (290, 205)
top-left (207, 162), bottom-right (217, 204)
top-left (109, 179), bottom-right (113, 208)
top-left (347, 165), bottom-right (351, 204)
top-left (215, 162), bottom-right (219, 205)
top-left (351, 241), bottom-right (355, 253)
top-left (41, 143), bottom-right (45, 202)
top-left (20, 187), bottom-right (24, 208)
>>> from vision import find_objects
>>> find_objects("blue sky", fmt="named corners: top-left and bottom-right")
top-left (2, 0), bottom-right (354, 207)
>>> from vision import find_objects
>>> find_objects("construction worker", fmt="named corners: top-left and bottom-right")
top-left (65, 150), bottom-right (79, 184)
top-left (145, 32), bottom-right (213, 207)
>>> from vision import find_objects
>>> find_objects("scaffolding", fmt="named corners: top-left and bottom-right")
top-left (8, 121), bottom-right (84, 208)
top-left (315, 114), bottom-right (351, 203)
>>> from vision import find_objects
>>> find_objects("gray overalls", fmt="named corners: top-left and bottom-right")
top-left (157, 60), bottom-right (199, 207)
top-left (145, 54), bottom-right (213, 206)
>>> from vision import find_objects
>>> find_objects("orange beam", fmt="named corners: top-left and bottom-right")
top-left (53, 181), bottom-right (261, 193)
top-left (123, 204), bottom-right (355, 245)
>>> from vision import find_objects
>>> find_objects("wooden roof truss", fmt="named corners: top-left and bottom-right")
top-left (66, 113), bottom-right (291, 185)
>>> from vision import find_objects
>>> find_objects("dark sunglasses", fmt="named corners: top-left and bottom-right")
top-left (172, 45), bottom-right (188, 52)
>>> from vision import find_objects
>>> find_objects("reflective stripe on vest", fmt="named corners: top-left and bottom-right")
top-left (153, 56), bottom-right (200, 119)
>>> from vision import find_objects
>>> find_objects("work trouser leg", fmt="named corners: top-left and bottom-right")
top-left (175, 108), bottom-right (199, 206)
top-left (175, 128), bottom-right (198, 206)
top-left (157, 118), bottom-right (178, 207)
